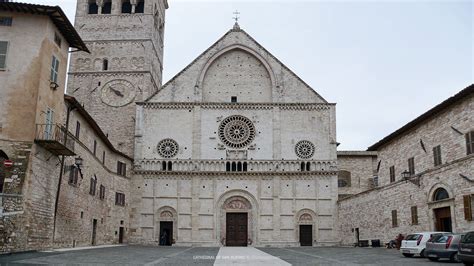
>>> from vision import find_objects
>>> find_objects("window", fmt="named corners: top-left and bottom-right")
top-left (117, 161), bottom-right (126, 176)
top-left (89, 176), bottom-right (97, 196)
top-left (338, 170), bottom-right (351, 187)
top-left (93, 140), bottom-right (97, 156)
top-left (0, 17), bottom-right (12, 26)
top-left (115, 192), bottom-right (125, 206)
top-left (102, 59), bottom-right (108, 70)
top-left (44, 108), bottom-right (54, 139)
top-left (54, 32), bottom-right (61, 47)
top-left (122, 1), bottom-right (132, 13)
top-left (464, 194), bottom-right (473, 221)
top-left (50, 55), bottom-right (59, 83)
top-left (102, 151), bottom-right (106, 164)
top-left (408, 157), bottom-right (415, 175)
top-left (231, 96), bottom-right (237, 103)
top-left (88, 1), bottom-right (99, 14)
top-left (391, 210), bottom-right (398, 227)
top-left (411, 206), bottom-right (418, 225)
top-left (99, 185), bottom-right (105, 200)
top-left (433, 145), bottom-right (442, 166)
top-left (466, 131), bottom-right (474, 155)
top-left (102, 0), bottom-right (112, 14)
top-left (389, 166), bottom-right (395, 183)
top-left (433, 188), bottom-right (449, 201)
top-left (135, 0), bottom-right (145, 13)
top-left (75, 121), bottom-right (81, 139)
top-left (0, 41), bottom-right (8, 70)
top-left (68, 166), bottom-right (79, 186)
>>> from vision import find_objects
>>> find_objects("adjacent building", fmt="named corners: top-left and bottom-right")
top-left (338, 85), bottom-right (474, 246)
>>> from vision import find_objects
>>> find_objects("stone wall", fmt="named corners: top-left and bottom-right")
top-left (336, 151), bottom-right (378, 197)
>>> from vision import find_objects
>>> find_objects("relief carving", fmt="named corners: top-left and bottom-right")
top-left (299, 213), bottom-right (313, 222)
top-left (225, 199), bottom-right (247, 210)
top-left (160, 211), bottom-right (173, 218)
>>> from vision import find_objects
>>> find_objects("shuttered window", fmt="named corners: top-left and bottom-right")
top-left (408, 157), bottom-right (415, 175)
top-left (68, 166), bottom-right (79, 186)
top-left (0, 41), bottom-right (8, 69)
top-left (389, 166), bottom-right (395, 183)
top-left (464, 195), bottom-right (473, 221)
top-left (117, 161), bottom-right (126, 176)
top-left (411, 206), bottom-right (418, 225)
top-left (75, 121), bottom-right (81, 139)
top-left (115, 192), bottom-right (125, 206)
top-left (99, 185), bottom-right (105, 200)
top-left (0, 17), bottom-right (13, 26)
top-left (50, 55), bottom-right (59, 83)
top-left (93, 140), bottom-right (97, 156)
top-left (89, 176), bottom-right (97, 196)
top-left (466, 131), bottom-right (474, 155)
top-left (433, 145), bottom-right (442, 166)
top-left (392, 210), bottom-right (398, 227)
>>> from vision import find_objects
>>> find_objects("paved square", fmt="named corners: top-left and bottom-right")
top-left (0, 246), bottom-right (456, 265)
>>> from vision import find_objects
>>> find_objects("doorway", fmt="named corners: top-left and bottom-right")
top-left (226, 213), bottom-right (248, 246)
top-left (299, 225), bottom-right (313, 246)
top-left (118, 227), bottom-right (124, 244)
top-left (159, 221), bottom-right (173, 246)
top-left (434, 207), bottom-right (452, 232)
top-left (92, 219), bottom-right (97, 246)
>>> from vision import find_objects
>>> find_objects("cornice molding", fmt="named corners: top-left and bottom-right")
top-left (138, 102), bottom-right (334, 111)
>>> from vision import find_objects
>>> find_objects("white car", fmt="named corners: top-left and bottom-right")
top-left (400, 232), bottom-right (449, 258)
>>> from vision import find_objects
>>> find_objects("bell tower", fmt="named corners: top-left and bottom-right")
top-left (67, 0), bottom-right (168, 157)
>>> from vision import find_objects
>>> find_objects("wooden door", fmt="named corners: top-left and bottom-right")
top-left (300, 225), bottom-right (313, 246)
top-left (92, 219), bottom-right (97, 245)
top-left (159, 221), bottom-right (173, 246)
top-left (118, 227), bottom-right (124, 244)
top-left (434, 207), bottom-right (452, 232)
top-left (226, 213), bottom-right (248, 246)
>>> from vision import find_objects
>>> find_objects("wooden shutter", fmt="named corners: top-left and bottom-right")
top-left (392, 210), bottom-right (398, 227)
top-left (68, 166), bottom-right (74, 184)
top-left (467, 132), bottom-right (473, 155)
top-left (464, 195), bottom-right (472, 221)
top-left (411, 206), bottom-right (418, 225)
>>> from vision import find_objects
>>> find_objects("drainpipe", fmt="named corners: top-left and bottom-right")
top-left (52, 103), bottom-right (75, 242)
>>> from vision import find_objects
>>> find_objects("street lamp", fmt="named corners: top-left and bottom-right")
top-left (401, 170), bottom-right (411, 181)
top-left (75, 156), bottom-right (83, 168)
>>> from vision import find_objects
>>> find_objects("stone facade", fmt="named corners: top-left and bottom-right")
top-left (53, 97), bottom-right (132, 248)
top-left (130, 25), bottom-right (339, 247)
top-left (338, 87), bottom-right (474, 246)
top-left (67, 0), bottom-right (168, 158)
top-left (0, 4), bottom-right (88, 253)
top-left (336, 151), bottom-right (378, 198)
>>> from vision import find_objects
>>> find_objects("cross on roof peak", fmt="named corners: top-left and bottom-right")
top-left (233, 10), bottom-right (240, 23)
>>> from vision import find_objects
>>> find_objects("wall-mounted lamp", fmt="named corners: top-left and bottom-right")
top-left (50, 81), bottom-right (59, 90)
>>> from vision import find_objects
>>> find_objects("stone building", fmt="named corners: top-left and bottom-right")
top-left (0, 2), bottom-right (88, 253)
top-left (53, 95), bottom-right (132, 248)
top-left (67, 0), bottom-right (169, 158)
top-left (336, 151), bottom-right (378, 199)
top-left (130, 23), bottom-right (339, 247)
top-left (338, 85), bottom-right (474, 246)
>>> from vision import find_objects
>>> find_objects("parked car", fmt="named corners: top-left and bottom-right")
top-left (400, 232), bottom-right (448, 258)
top-left (459, 231), bottom-right (474, 266)
top-left (425, 233), bottom-right (463, 262)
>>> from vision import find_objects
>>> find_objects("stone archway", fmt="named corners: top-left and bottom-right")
top-left (156, 206), bottom-right (177, 245)
top-left (216, 190), bottom-right (258, 246)
top-left (295, 209), bottom-right (317, 246)
top-left (427, 183), bottom-right (455, 232)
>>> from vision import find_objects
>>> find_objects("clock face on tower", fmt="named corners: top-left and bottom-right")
top-left (100, 79), bottom-right (136, 107)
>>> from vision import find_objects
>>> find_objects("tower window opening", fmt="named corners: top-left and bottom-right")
top-left (162, 161), bottom-right (167, 171)
top-left (88, 1), bottom-right (99, 14)
top-left (121, 1), bottom-right (132, 13)
top-left (102, 1), bottom-right (112, 14)
top-left (237, 162), bottom-right (242, 172)
top-left (135, 0), bottom-right (145, 13)
top-left (243, 162), bottom-right (248, 172)
top-left (167, 161), bottom-right (173, 171)
top-left (102, 59), bottom-right (108, 70)
top-left (231, 162), bottom-right (236, 172)
top-left (231, 96), bottom-right (237, 103)
top-left (226, 162), bottom-right (231, 172)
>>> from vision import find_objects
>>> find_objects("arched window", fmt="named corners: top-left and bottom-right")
top-left (122, 1), bottom-right (132, 13)
top-left (226, 162), bottom-right (231, 172)
top-left (237, 162), bottom-right (242, 172)
top-left (433, 188), bottom-right (449, 201)
top-left (300, 162), bottom-right (305, 172)
top-left (102, 59), bottom-right (108, 70)
top-left (135, 0), bottom-right (145, 13)
top-left (231, 162), bottom-right (236, 172)
top-left (162, 161), bottom-right (167, 171)
top-left (102, 0), bottom-right (112, 14)
top-left (88, 0), bottom-right (99, 14)
top-left (243, 162), bottom-right (247, 172)
top-left (338, 170), bottom-right (351, 187)
top-left (306, 162), bottom-right (311, 171)
top-left (167, 161), bottom-right (173, 171)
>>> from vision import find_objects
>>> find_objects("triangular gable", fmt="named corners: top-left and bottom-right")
top-left (145, 26), bottom-right (328, 104)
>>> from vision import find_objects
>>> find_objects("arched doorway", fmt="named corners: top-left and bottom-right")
top-left (156, 206), bottom-right (177, 246)
top-left (217, 190), bottom-right (258, 246)
top-left (296, 209), bottom-right (316, 246)
top-left (432, 188), bottom-right (452, 232)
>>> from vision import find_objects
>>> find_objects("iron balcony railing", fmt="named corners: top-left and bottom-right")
top-left (35, 124), bottom-right (75, 155)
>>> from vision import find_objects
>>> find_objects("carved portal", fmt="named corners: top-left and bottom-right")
top-left (160, 211), bottom-right (173, 218)
top-left (299, 213), bottom-right (313, 222)
top-left (226, 199), bottom-right (248, 210)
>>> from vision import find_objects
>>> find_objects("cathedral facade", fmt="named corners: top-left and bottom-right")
top-left (130, 24), bottom-right (339, 246)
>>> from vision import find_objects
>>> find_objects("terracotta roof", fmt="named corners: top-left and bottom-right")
top-left (0, 2), bottom-right (89, 53)
top-left (64, 95), bottom-right (132, 161)
top-left (367, 84), bottom-right (474, 151)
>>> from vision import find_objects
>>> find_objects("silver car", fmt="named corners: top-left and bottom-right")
top-left (425, 233), bottom-right (463, 262)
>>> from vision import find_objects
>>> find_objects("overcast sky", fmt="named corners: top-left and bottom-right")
top-left (30, 0), bottom-right (472, 150)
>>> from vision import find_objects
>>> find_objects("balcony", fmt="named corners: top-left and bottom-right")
top-left (35, 124), bottom-right (75, 156)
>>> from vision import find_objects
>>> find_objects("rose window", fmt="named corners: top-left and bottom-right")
top-left (157, 138), bottom-right (179, 158)
top-left (295, 140), bottom-right (315, 159)
top-left (218, 115), bottom-right (256, 149)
